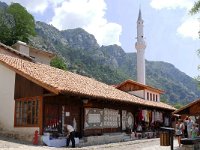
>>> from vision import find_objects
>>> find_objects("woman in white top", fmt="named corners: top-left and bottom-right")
top-left (175, 119), bottom-right (184, 147)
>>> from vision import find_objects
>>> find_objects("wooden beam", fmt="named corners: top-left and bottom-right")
top-left (42, 93), bottom-right (57, 97)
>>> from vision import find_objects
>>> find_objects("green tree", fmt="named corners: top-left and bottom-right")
top-left (0, 22), bottom-right (12, 45)
top-left (0, 9), bottom-right (14, 45)
top-left (0, 3), bottom-right (36, 45)
top-left (173, 103), bottom-right (183, 109)
top-left (6, 3), bottom-right (35, 45)
top-left (190, 0), bottom-right (200, 14)
top-left (50, 56), bottom-right (67, 70)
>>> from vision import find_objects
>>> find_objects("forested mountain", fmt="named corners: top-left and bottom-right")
top-left (29, 21), bottom-right (200, 105)
top-left (0, 2), bottom-right (199, 105)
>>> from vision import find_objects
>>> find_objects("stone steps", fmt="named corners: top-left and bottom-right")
top-left (78, 133), bottom-right (131, 146)
top-left (123, 135), bottom-right (131, 142)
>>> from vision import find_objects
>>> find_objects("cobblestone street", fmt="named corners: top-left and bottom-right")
top-left (0, 136), bottom-right (181, 150)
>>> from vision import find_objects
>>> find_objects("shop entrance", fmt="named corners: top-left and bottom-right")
top-left (43, 103), bottom-right (81, 137)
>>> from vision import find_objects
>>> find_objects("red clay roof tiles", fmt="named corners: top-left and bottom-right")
top-left (0, 54), bottom-right (175, 111)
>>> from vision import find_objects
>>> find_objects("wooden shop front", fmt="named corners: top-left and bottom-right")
top-left (0, 54), bottom-right (175, 144)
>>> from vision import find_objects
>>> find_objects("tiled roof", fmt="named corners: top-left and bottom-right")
top-left (115, 79), bottom-right (164, 94)
top-left (0, 54), bottom-right (175, 111)
top-left (173, 98), bottom-right (200, 115)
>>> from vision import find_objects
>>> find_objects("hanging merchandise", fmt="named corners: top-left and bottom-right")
top-left (126, 112), bottom-right (134, 129)
top-left (146, 110), bottom-right (149, 123)
top-left (138, 110), bottom-right (143, 122)
top-left (122, 110), bottom-right (127, 130)
top-left (151, 110), bottom-right (155, 124)
top-left (145, 110), bottom-right (148, 122)
top-left (142, 110), bottom-right (145, 121)
top-left (160, 112), bottom-right (163, 122)
top-left (156, 111), bottom-right (159, 122)
top-left (164, 117), bottom-right (169, 126)
top-left (73, 118), bottom-right (77, 131)
top-left (149, 111), bottom-right (152, 123)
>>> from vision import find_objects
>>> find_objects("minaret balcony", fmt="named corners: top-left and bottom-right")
top-left (135, 42), bottom-right (146, 50)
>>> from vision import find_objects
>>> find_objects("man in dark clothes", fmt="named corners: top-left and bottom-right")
top-left (64, 124), bottom-right (75, 148)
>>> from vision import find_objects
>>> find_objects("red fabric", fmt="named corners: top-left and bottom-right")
top-left (138, 110), bottom-right (143, 121)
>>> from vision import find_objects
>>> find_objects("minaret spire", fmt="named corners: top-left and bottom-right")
top-left (138, 8), bottom-right (142, 21)
top-left (135, 8), bottom-right (146, 84)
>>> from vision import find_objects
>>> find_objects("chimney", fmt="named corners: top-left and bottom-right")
top-left (13, 41), bottom-right (30, 56)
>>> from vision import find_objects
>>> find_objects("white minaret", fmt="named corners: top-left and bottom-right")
top-left (135, 9), bottom-right (146, 84)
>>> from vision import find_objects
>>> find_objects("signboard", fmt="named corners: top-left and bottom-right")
top-left (88, 114), bottom-right (101, 123)
top-left (122, 110), bottom-right (127, 130)
top-left (84, 108), bottom-right (121, 129)
top-left (103, 108), bottom-right (120, 128)
top-left (65, 112), bottom-right (70, 117)
top-left (126, 112), bottom-right (134, 129)
top-left (84, 108), bottom-right (103, 129)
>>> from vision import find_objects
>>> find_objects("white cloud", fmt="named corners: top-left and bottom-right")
top-left (49, 0), bottom-right (122, 46)
top-left (2, 0), bottom-right (65, 13)
top-left (177, 16), bottom-right (199, 40)
top-left (3, 0), bottom-right (122, 46)
top-left (150, 0), bottom-right (199, 40)
top-left (150, 0), bottom-right (195, 10)
top-left (2, 0), bottom-right (48, 13)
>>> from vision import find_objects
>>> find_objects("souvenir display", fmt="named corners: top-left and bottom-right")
top-left (103, 108), bottom-right (119, 128)
top-left (84, 108), bottom-right (103, 129)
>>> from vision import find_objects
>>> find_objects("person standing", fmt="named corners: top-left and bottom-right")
top-left (65, 124), bottom-right (75, 148)
top-left (183, 116), bottom-right (188, 138)
top-left (192, 123), bottom-right (199, 138)
top-left (186, 117), bottom-right (193, 138)
top-left (175, 119), bottom-right (184, 147)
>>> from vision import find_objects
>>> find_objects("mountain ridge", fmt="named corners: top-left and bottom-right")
top-left (28, 21), bottom-right (200, 105)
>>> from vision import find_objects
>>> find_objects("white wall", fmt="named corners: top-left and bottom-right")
top-left (0, 64), bottom-right (39, 136)
top-left (128, 90), bottom-right (144, 99)
top-left (0, 64), bottom-right (15, 130)
top-left (18, 44), bottom-right (30, 56)
top-left (29, 50), bottom-right (51, 65)
top-left (144, 89), bottom-right (160, 102)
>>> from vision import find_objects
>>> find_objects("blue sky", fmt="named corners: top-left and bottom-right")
top-left (3, 0), bottom-right (200, 78)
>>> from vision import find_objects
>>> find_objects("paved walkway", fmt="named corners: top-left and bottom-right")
top-left (0, 136), bottom-right (181, 150)
top-left (81, 138), bottom-right (180, 150)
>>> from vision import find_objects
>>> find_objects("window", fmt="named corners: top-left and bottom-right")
top-left (156, 95), bottom-right (158, 102)
top-left (147, 92), bottom-right (149, 100)
top-left (15, 96), bottom-right (41, 127)
top-left (150, 93), bottom-right (152, 101)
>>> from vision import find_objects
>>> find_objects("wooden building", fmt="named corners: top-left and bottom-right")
top-left (0, 54), bottom-right (175, 143)
top-left (115, 79), bottom-right (164, 102)
top-left (173, 99), bottom-right (200, 116)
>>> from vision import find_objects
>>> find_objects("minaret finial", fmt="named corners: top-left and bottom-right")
top-left (138, 0), bottom-right (142, 21)
top-left (138, 9), bottom-right (142, 21)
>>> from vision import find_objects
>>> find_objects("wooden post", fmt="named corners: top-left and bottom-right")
top-left (39, 96), bottom-right (43, 135)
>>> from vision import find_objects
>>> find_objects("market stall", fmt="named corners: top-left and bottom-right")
top-left (173, 98), bottom-right (200, 149)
